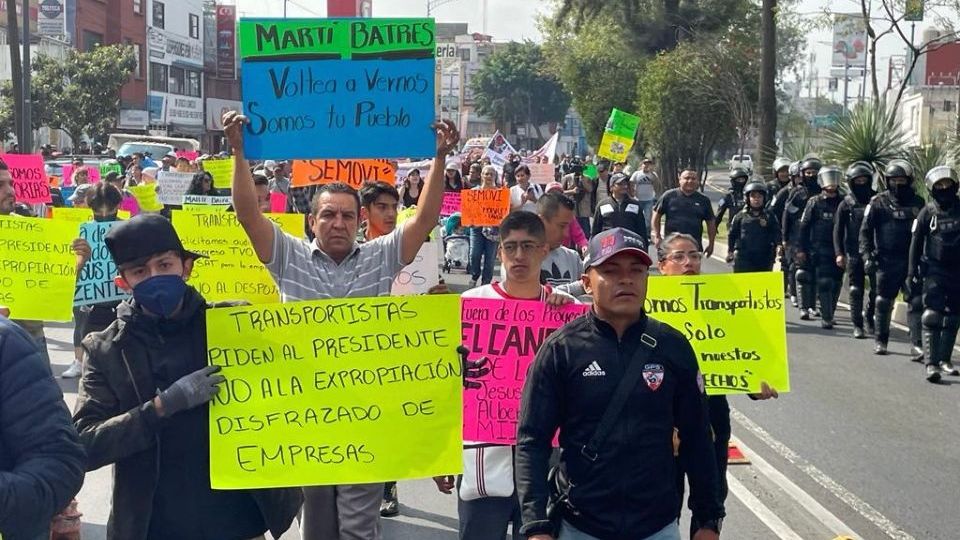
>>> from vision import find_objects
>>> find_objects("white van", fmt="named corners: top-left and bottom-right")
top-left (107, 134), bottom-right (200, 157)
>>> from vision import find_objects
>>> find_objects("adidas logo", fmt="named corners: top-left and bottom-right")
top-left (582, 361), bottom-right (606, 377)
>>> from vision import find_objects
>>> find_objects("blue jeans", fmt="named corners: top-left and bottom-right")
top-left (560, 520), bottom-right (680, 540)
top-left (639, 199), bottom-right (655, 231)
top-left (470, 228), bottom-right (497, 284)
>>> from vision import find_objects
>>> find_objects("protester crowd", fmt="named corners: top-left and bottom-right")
top-left (1, 108), bottom-right (958, 540)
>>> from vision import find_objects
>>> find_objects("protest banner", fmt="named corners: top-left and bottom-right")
top-left (528, 163), bottom-right (555, 184)
top-left (237, 18), bottom-right (436, 160)
top-left (172, 210), bottom-right (302, 304)
top-left (128, 184), bottom-right (163, 212)
top-left (440, 191), bottom-right (460, 217)
top-left (597, 108), bottom-right (641, 163)
top-left (182, 203), bottom-right (230, 212)
top-left (525, 132), bottom-right (559, 164)
top-left (99, 161), bottom-right (123, 177)
top-left (461, 298), bottom-right (590, 443)
top-left (391, 241), bottom-right (440, 295)
top-left (157, 171), bottom-right (196, 205)
top-left (119, 196), bottom-right (140, 216)
top-left (74, 221), bottom-right (129, 306)
top-left (270, 192), bottom-right (288, 213)
top-left (182, 194), bottom-right (233, 206)
top-left (4, 154), bottom-right (51, 204)
top-left (206, 295), bottom-right (462, 489)
top-left (0, 216), bottom-right (76, 321)
top-left (460, 188), bottom-right (510, 226)
top-left (395, 159), bottom-right (433, 185)
top-left (203, 158), bottom-right (235, 190)
top-left (482, 130), bottom-right (518, 167)
top-left (291, 159), bottom-right (397, 189)
top-left (51, 207), bottom-right (131, 223)
top-left (644, 272), bottom-right (789, 395)
top-left (176, 150), bottom-right (200, 161)
top-left (61, 164), bottom-right (101, 185)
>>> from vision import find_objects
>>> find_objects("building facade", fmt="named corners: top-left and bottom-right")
top-left (146, 0), bottom-right (205, 138)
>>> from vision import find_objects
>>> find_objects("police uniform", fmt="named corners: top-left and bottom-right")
top-left (834, 162), bottom-right (877, 338)
top-left (909, 166), bottom-right (960, 382)
top-left (716, 169), bottom-right (748, 228)
top-left (729, 183), bottom-right (781, 273)
top-left (783, 159), bottom-right (823, 313)
top-left (799, 174), bottom-right (843, 327)
top-left (769, 162), bottom-right (799, 296)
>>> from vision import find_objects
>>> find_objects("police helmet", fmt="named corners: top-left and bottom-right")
top-left (788, 161), bottom-right (801, 177)
top-left (773, 158), bottom-right (792, 173)
top-left (924, 165), bottom-right (959, 191)
top-left (884, 159), bottom-right (914, 180)
top-left (818, 166), bottom-right (843, 189)
top-left (800, 158), bottom-right (823, 175)
top-left (744, 181), bottom-right (768, 199)
top-left (845, 161), bottom-right (874, 184)
top-left (729, 167), bottom-right (750, 182)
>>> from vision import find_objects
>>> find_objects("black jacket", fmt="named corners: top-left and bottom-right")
top-left (591, 196), bottom-right (649, 245)
top-left (516, 312), bottom-right (723, 539)
top-left (0, 318), bottom-right (85, 540)
top-left (74, 288), bottom-right (302, 540)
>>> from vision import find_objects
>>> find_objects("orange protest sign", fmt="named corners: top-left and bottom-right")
top-left (460, 188), bottom-right (510, 227)
top-left (291, 159), bottom-right (397, 189)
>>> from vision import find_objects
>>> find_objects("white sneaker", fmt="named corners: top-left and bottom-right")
top-left (469, 278), bottom-right (478, 288)
top-left (61, 360), bottom-right (82, 378)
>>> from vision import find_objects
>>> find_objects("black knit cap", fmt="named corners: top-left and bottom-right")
top-left (105, 213), bottom-right (206, 267)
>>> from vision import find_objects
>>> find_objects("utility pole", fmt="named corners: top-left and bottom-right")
top-left (21, 0), bottom-right (31, 152)
top-left (5, 0), bottom-right (23, 149)
top-left (843, 57), bottom-right (850, 113)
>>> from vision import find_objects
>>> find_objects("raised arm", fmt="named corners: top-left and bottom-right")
top-left (222, 110), bottom-right (274, 263)
top-left (400, 121), bottom-right (460, 265)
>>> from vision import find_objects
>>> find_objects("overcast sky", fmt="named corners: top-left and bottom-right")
top-left (233, 0), bottom-right (956, 101)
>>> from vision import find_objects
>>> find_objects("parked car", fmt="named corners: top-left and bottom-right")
top-left (729, 154), bottom-right (753, 171)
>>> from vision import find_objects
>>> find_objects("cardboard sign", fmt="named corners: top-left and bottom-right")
top-left (157, 171), bottom-right (196, 205)
top-left (182, 195), bottom-right (233, 206)
top-left (441, 191), bottom-right (460, 217)
top-left (172, 210), bottom-right (303, 304)
top-left (529, 163), bottom-right (555, 184)
top-left (74, 221), bottom-right (129, 306)
top-left (4, 154), bottom-right (51, 204)
top-left (644, 272), bottom-right (790, 395)
top-left (597, 108), bottom-right (640, 162)
top-left (128, 184), bottom-right (163, 212)
top-left (206, 295), bottom-right (462, 489)
top-left (176, 150), bottom-right (200, 161)
top-left (461, 298), bottom-right (589, 444)
top-left (391, 241), bottom-right (440, 295)
top-left (270, 191), bottom-right (288, 213)
top-left (460, 188), bottom-right (510, 227)
top-left (237, 18), bottom-right (436, 160)
top-left (291, 159), bottom-right (398, 189)
top-left (51, 207), bottom-right (131, 223)
top-left (61, 164), bottom-right (101, 185)
top-left (0, 216), bottom-right (76, 321)
top-left (202, 158), bottom-right (235, 191)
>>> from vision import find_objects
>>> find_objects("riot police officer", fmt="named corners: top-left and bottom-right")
top-left (798, 166), bottom-right (843, 328)
top-left (783, 158), bottom-right (822, 314)
top-left (909, 166), bottom-right (960, 382)
top-left (860, 159), bottom-right (926, 356)
top-left (728, 181), bottom-right (781, 272)
top-left (767, 158), bottom-right (792, 202)
top-left (716, 168), bottom-right (749, 227)
top-left (770, 160), bottom-right (801, 299)
top-left (834, 161), bottom-right (877, 339)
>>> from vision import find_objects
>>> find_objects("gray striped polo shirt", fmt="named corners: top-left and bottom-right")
top-left (265, 223), bottom-right (406, 301)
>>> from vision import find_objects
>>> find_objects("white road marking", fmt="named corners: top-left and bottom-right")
top-left (731, 409), bottom-right (915, 540)
top-left (727, 473), bottom-right (806, 540)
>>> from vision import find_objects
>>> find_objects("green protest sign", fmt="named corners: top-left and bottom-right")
top-left (606, 108), bottom-right (641, 139)
top-left (238, 18), bottom-right (436, 60)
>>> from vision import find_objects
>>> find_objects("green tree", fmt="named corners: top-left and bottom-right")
top-left (0, 44), bottom-right (136, 147)
top-left (822, 101), bottom-right (908, 176)
top-left (471, 41), bottom-right (571, 144)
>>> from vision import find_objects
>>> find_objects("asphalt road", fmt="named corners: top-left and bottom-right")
top-left (48, 205), bottom-right (960, 540)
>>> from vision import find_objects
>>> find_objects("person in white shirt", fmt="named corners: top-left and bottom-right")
top-left (435, 210), bottom-right (574, 540)
top-left (630, 158), bottom-right (659, 226)
top-left (509, 165), bottom-right (544, 213)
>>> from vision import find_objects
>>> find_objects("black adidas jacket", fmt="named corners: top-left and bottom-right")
top-left (516, 311), bottom-right (723, 539)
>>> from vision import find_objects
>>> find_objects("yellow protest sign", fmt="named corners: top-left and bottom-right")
top-left (646, 272), bottom-right (789, 395)
top-left (597, 132), bottom-right (635, 163)
top-left (172, 210), bottom-right (303, 304)
top-left (206, 295), bottom-right (463, 489)
top-left (182, 204), bottom-right (229, 212)
top-left (128, 184), bottom-right (163, 212)
top-left (0, 216), bottom-right (76, 321)
top-left (50, 207), bottom-right (131, 223)
top-left (203, 158), bottom-right (236, 190)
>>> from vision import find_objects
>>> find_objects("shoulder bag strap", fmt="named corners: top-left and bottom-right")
top-left (581, 319), bottom-right (663, 462)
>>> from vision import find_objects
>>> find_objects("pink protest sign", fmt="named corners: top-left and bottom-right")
top-left (3, 154), bottom-right (51, 204)
top-left (61, 164), bottom-right (101, 185)
top-left (441, 191), bottom-right (461, 217)
top-left (176, 150), bottom-right (199, 161)
top-left (119, 195), bottom-right (140, 216)
top-left (461, 297), bottom-right (590, 444)
top-left (270, 191), bottom-right (288, 213)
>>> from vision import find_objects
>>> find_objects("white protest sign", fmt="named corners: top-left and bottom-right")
top-left (157, 171), bottom-right (195, 205)
top-left (182, 194), bottom-right (233, 206)
top-left (392, 241), bottom-right (440, 295)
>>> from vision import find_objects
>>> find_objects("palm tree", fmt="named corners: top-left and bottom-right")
top-left (907, 135), bottom-right (960, 199)
top-left (823, 102), bottom-right (909, 175)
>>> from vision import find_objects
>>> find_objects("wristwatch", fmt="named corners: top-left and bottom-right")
top-left (699, 518), bottom-right (723, 534)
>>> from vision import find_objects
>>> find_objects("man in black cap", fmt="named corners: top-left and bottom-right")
top-left (516, 227), bottom-right (723, 540)
top-left (72, 213), bottom-right (302, 540)
top-left (590, 173), bottom-right (648, 244)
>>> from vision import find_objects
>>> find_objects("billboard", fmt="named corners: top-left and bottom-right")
top-left (832, 14), bottom-right (867, 67)
top-left (216, 4), bottom-right (236, 79)
top-left (38, 0), bottom-right (64, 36)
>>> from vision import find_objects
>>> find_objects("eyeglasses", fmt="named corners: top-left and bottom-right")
top-left (664, 251), bottom-right (703, 263)
top-left (501, 241), bottom-right (543, 255)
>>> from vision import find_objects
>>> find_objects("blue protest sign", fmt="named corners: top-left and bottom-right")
top-left (74, 221), bottom-right (130, 306)
top-left (238, 18), bottom-right (436, 160)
